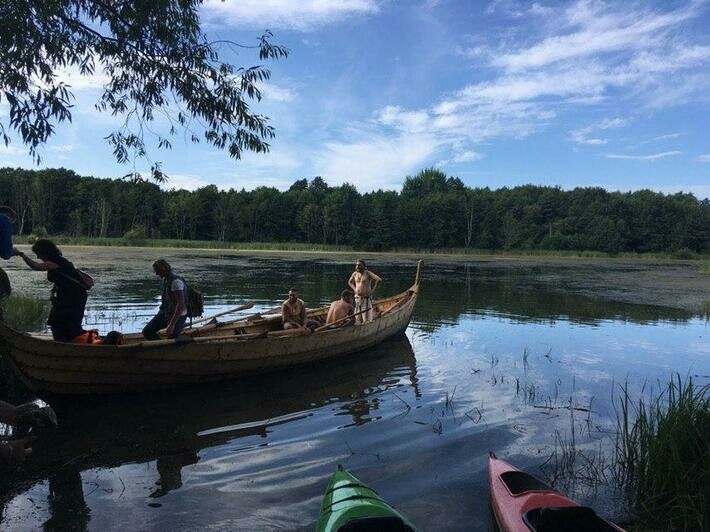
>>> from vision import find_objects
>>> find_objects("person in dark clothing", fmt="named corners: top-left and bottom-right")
top-left (0, 206), bottom-right (17, 300)
top-left (142, 259), bottom-right (188, 341)
top-left (14, 239), bottom-right (88, 342)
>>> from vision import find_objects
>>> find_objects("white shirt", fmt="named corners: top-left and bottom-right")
top-left (171, 278), bottom-right (188, 316)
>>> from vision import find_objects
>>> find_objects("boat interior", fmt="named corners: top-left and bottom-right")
top-left (93, 287), bottom-right (416, 345)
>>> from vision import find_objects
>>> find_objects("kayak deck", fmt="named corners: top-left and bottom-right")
top-left (317, 466), bottom-right (417, 532)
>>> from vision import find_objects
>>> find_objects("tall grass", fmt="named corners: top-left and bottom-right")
top-left (0, 293), bottom-right (49, 332)
top-left (614, 375), bottom-right (709, 531)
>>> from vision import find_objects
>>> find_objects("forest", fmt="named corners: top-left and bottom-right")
top-left (0, 167), bottom-right (707, 253)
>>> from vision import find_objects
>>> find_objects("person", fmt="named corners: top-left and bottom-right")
top-left (0, 400), bottom-right (37, 466)
top-left (14, 239), bottom-right (88, 341)
top-left (0, 206), bottom-right (17, 300)
top-left (347, 259), bottom-right (382, 323)
top-left (326, 289), bottom-right (355, 326)
top-left (281, 288), bottom-right (307, 330)
top-left (142, 259), bottom-right (188, 340)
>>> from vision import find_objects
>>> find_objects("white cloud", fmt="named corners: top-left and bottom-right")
top-left (0, 144), bottom-right (27, 157)
top-left (605, 151), bottom-right (682, 161)
top-left (201, 0), bottom-right (380, 31)
top-left (570, 117), bottom-right (628, 145)
top-left (55, 66), bottom-right (109, 91)
top-left (493, 1), bottom-right (701, 72)
top-left (316, 131), bottom-right (438, 190)
top-left (260, 83), bottom-right (296, 102)
top-left (161, 173), bottom-right (212, 191)
top-left (697, 154), bottom-right (710, 162)
top-left (49, 144), bottom-right (75, 153)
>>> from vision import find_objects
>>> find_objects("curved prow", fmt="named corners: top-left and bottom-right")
top-left (414, 260), bottom-right (424, 288)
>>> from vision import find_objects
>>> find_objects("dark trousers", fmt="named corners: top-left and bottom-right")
top-left (142, 313), bottom-right (187, 340)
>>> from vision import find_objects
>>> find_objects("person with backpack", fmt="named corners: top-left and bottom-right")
top-left (14, 239), bottom-right (90, 341)
top-left (142, 259), bottom-right (196, 340)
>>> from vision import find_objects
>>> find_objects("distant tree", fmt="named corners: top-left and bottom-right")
top-left (0, 1), bottom-right (288, 181)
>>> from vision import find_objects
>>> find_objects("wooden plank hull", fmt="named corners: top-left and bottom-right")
top-left (1, 265), bottom-right (421, 395)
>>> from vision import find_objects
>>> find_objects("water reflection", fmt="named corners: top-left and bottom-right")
top-left (1, 251), bottom-right (706, 530)
top-left (0, 337), bottom-right (418, 530)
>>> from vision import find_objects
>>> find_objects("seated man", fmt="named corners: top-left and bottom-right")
top-left (281, 288), bottom-right (319, 332)
top-left (326, 289), bottom-right (355, 326)
top-left (282, 288), bottom-right (306, 330)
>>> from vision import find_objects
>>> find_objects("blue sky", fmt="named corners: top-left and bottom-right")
top-left (1, 0), bottom-right (709, 197)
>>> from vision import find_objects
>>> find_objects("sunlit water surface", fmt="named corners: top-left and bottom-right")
top-left (1, 249), bottom-right (707, 531)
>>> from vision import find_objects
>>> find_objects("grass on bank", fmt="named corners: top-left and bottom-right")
top-left (0, 293), bottom-right (49, 332)
top-left (614, 375), bottom-right (709, 531)
top-left (13, 235), bottom-right (709, 261)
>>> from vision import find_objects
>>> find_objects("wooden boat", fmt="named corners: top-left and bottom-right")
top-left (1, 261), bottom-right (422, 396)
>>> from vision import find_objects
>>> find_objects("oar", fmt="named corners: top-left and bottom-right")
top-left (157, 302), bottom-right (255, 335)
top-left (314, 307), bottom-right (371, 333)
top-left (186, 302), bottom-right (255, 327)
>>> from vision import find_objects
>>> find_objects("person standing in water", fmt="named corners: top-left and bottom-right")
top-left (348, 259), bottom-right (382, 323)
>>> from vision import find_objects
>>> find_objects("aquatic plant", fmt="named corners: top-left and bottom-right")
top-left (0, 293), bottom-right (49, 332)
top-left (614, 375), bottom-right (709, 531)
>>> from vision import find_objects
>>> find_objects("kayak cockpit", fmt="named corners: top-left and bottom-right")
top-left (336, 516), bottom-right (415, 531)
top-left (500, 470), bottom-right (553, 495)
top-left (523, 506), bottom-right (620, 532)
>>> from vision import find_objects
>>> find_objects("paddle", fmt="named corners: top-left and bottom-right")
top-left (314, 307), bottom-right (372, 333)
top-left (157, 302), bottom-right (255, 335)
top-left (185, 302), bottom-right (255, 328)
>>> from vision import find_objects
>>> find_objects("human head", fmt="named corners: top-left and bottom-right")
top-left (0, 206), bottom-right (17, 223)
top-left (341, 289), bottom-right (354, 304)
top-left (288, 287), bottom-right (298, 302)
top-left (152, 259), bottom-right (172, 278)
top-left (356, 259), bottom-right (366, 272)
top-left (31, 239), bottom-right (62, 261)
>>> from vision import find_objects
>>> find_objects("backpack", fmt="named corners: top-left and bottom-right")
top-left (185, 284), bottom-right (204, 318)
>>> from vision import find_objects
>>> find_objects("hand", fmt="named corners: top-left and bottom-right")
top-left (6, 436), bottom-right (34, 464)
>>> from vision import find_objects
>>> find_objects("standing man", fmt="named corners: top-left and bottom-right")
top-left (281, 288), bottom-right (307, 330)
top-left (142, 259), bottom-right (188, 340)
top-left (348, 259), bottom-right (382, 323)
top-left (0, 206), bottom-right (18, 300)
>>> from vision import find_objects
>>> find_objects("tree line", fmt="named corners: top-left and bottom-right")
top-left (0, 167), bottom-right (707, 253)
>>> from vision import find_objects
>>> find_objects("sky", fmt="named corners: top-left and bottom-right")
top-left (1, 0), bottom-right (709, 198)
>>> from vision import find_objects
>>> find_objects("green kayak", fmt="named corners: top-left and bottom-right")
top-left (316, 465), bottom-right (418, 532)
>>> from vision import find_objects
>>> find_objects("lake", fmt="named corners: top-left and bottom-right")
top-left (1, 248), bottom-right (708, 531)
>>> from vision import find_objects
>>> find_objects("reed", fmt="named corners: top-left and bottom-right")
top-left (614, 375), bottom-right (709, 531)
top-left (0, 293), bottom-right (49, 332)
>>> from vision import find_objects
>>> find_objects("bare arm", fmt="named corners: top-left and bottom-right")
top-left (369, 271), bottom-right (382, 291)
top-left (14, 249), bottom-right (58, 272)
top-left (281, 303), bottom-right (289, 324)
top-left (348, 272), bottom-right (357, 291)
top-left (326, 303), bottom-right (335, 324)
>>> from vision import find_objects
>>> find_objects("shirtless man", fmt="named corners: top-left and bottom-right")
top-left (326, 289), bottom-right (355, 326)
top-left (282, 288), bottom-right (307, 330)
top-left (348, 259), bottom-right (382, 323)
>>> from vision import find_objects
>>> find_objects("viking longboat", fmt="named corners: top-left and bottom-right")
top-left (0, 261), bottom-right (422, 396)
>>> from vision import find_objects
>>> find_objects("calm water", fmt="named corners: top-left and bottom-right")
top-left (1, 249), bottom-right (708, 531)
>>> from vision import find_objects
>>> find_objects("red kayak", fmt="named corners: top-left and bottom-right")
top-left (488, 452), bottom-right (626, 532)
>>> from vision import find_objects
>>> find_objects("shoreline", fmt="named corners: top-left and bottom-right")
top-left (13, 236), bottom-right (709, 264)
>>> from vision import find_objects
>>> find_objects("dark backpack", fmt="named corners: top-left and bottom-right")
top-left (162, 274), bottom-right (203, 318)
top-left (185, 283), bottom-right (204, 318)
